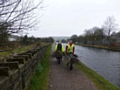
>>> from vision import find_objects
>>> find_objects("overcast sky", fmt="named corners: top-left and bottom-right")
top-left (28, 0), bottom-right (120, 37)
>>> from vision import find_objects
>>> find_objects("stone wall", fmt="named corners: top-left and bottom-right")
top-left (0, 44), bottom-right (49, 90)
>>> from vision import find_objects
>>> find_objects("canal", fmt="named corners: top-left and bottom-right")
top-left (63, 44), bottom-right (120, 87)
top-left (75, 45), bottom-right (120, 87)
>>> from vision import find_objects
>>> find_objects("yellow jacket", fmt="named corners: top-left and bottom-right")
top-left (55, 44), bottom-right (65, 52)
top-left (66, 44), bottom-right (75, 53)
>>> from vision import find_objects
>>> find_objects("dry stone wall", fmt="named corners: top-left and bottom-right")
top-left (0, 44), bottom-right (49, 90)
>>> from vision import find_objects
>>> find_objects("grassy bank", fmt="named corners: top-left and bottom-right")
top-left (75, 62), bottom-right (120, 90)
top-left (79, 44), bottom-right (120, 51)
top-left (29, 45), bottom-right (52, 90)
top-left (0, 45), bottom-right (33, 58)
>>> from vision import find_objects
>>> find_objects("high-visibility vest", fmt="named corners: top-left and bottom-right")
top-left (55, 44), bottom-right (65, 52)
top-left (66, 44), bottom-right (74, 53)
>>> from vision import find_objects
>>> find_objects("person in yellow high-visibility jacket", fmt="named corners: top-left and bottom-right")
top-left (55, 42), bottom-right (65, 52)
top-left (66, 40), bottom-right (75, 54)
top-left (54, 42), bottom-right (65, 64)
top-left (65, 40), bottom-right (75, 65)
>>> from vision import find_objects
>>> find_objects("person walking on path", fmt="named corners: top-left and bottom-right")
top-left (54, 41), bottom-right (65, 64)
top-left (65, 40), bottom-right (75, 54)
top-left (55, 41), bottom-right (65, 53)
top-left (65, 40), bottom-right (75, 65)
top-left (48, 43), bottom-right (98, 90)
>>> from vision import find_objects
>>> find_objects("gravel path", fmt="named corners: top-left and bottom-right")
top-left (47, 44), bottom-right (98, 90)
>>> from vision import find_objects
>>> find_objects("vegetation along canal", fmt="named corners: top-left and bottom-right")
top-left (63, 44), bottom-right (120, 87)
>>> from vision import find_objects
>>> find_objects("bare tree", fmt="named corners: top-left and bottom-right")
top-left (102, 16), bottom-right (118, 40)
top-left (0, 0), bottom-right (43, 45)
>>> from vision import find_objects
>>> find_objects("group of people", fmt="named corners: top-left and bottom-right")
top-left (55, 40), bottom-right (75, 58)
top-left (54, 40), bottom-right (78, 69)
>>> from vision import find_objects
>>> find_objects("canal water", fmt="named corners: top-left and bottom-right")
top-left (63, 44), bottom-right (120, 87)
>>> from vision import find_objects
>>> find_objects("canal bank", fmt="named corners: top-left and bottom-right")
top-left (78, 44), bottom-right (120, 51)
top-left (28, 43), bottom-right (120, 90)
top-left (72, 44), bottom-right (120, 88)
top-left (75, 62), bottom-right (120, 90)
top-left (47, 43), bottom-right (120, 90)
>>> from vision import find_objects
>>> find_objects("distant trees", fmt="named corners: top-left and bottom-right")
top-left (20, 35), bottom-right (54, 45)
top-left (70, 34), bottom-right (78, 43)
top-left (21, 35), bottom-right (28, 45)
top-left (70, 34), bottom-right (78, 39)
top-left (81, 27), bottom-right (105, 44)
top-left (93, 27), bottom-right (105, 41)
top-left (70, 27), bottom-right (119, 45)
top-left (69, 16), bottom-right (119, 46)
top-left (73, 27), bottom-right (111, 44)
top-left (61, 39), bottom-right (67, 43)
top-left (37, 37), bottom-right (54, 43)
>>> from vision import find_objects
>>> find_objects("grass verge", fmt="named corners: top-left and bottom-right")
top-left (79, 44), bottom-right (120, 51)
top-left (0, 45), bottom-right (32, 58)
top-left (75, 62), bottom-right (120, 90)
top-left (29, 45), bottom-right (52, 90)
